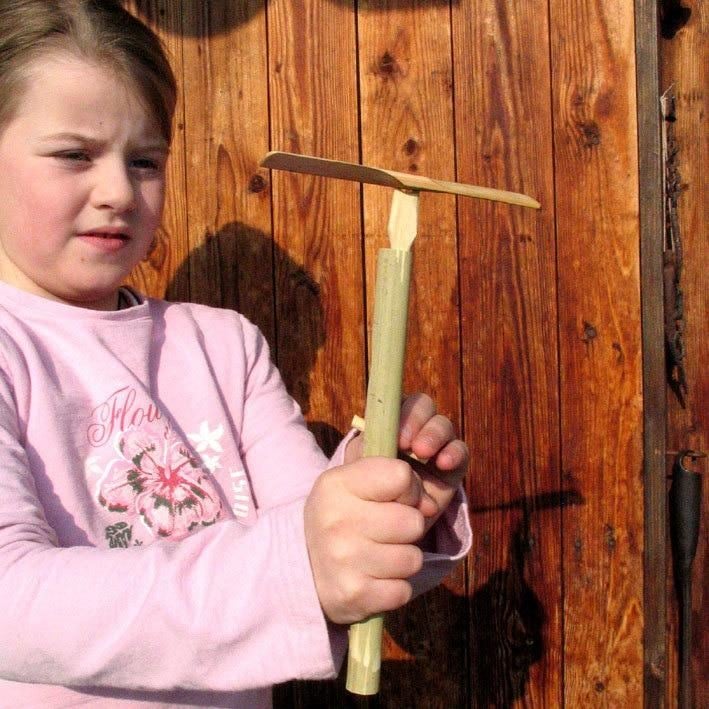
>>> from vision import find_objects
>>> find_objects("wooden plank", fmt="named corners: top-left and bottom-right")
top-left (549, 0), bottom-right (644, 704)
top-left (123, 1), bottom-right (190, 301)
top-left (266, 0), bottom-right (365, 457)
top-left (452, 1), bottom-right (560, 706)
top-left (634, 0), bottom-right (667, 705)
top-left (266, 1), bottom-right (364, 703)
top-left (660, 2), bottom-right (708, 706)
top-left (357, 2), bottom-right (466, 704)
top-left (179, 1), bottom-right (274, 341)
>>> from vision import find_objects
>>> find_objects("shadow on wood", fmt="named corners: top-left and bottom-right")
top-left (125, 0), bottom-right (462, 38)
top-left (468, 490), bottom-right (584, 708)
top-left (166, 226), bottom-right (584, 707)
top-left (166, 222), bottom-right (343, 456)
top-left (274, 489), bottom-right (584, 708)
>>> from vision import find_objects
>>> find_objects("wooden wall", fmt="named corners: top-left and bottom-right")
top-left (122, 1), bottom-right (705, 706)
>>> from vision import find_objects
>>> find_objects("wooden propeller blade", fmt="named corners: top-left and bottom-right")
top-left (261, 151), bottom-right (540, 209)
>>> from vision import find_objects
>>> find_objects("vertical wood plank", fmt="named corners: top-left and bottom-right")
top-left (267, 0), bottom-right (365, 456)
top-left (180, 1), bottom-right (274, 341)
top-left (660, 2), bottom-right (708, 706)
top-left (452, 1), bottom-right (560, 706)
top-left (550, 0), bottom-right (644, 704)
top-left (357, 2), bottom-right (466, 704)
top-left (123, 1), bottom-right (190, 301)
top-left (635, 0), bottom-right (667, 705)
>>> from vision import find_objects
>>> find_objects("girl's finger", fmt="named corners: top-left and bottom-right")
top-left (355, 501), bottom-right (426, 544)
top-left (359, 540), bottom-right (424, 580)
top-left (434, 438), bottom-right (469, 474)
top-left (344, 458), bottom-right (417, 502)
top-left (350, 578), bottom-right (414, 621)
top-left (410, 414), bottom-right (456, 461)
top-left (399, 392), bottom-right (436, 449)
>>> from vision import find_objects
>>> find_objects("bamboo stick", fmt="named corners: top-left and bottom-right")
top-left (346, 190), bottom-right (418, 695)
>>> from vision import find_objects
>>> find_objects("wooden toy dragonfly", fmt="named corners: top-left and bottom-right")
top-left (261, 150), bottom-right (540, 695)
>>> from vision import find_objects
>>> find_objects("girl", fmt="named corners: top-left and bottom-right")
top-left (0, 1), bottom-right (471, 706)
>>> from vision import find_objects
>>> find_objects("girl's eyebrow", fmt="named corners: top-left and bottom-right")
top-left (39, 132), bottom-right (169, 152)
top-left (39, 132), bottom-right (101, 145)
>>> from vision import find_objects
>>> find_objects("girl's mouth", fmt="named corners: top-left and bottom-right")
top-left (77, 231), bottom-right (131, 252)
top-left (82, 231), bottom-right (129, 239)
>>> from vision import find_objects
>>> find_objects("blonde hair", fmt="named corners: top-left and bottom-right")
top-left (0, 0), bottom-right (177, 141)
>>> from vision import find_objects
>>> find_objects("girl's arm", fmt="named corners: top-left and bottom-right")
top-left (0, 372), bottom-right (337, 692)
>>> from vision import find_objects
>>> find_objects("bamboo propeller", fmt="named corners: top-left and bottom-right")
top-left (260, 150), bottom-right (540, 695)
top-left (261, 151), bottom-right (540, 209)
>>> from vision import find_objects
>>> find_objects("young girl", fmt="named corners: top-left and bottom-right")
top-left (0, 1), bottom-right (470, 706)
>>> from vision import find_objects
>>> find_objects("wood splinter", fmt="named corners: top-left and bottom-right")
top-left (260, 151), bottom-right (540, 696)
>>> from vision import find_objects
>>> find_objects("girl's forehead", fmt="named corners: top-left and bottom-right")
top-left (23, 51), bottom-right (135, 100)
top-left (13, 52), bottom-right (164, 143)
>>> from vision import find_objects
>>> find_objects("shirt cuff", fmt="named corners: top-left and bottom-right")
top-left (411, 485), bottom-right (471, 597)
top-left (327, 428), bottom-right (360, 468)
top-left (270, 497), bottom-right (342, 681)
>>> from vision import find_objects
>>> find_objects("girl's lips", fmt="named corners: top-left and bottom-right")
top-left (77, 231), bottom-right (131, 252)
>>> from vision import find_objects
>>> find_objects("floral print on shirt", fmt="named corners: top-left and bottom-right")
top-left (96, 421), bottom-right (223, 541)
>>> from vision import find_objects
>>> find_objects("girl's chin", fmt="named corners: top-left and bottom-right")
top-left (3, 266), bottom-right (136, 310)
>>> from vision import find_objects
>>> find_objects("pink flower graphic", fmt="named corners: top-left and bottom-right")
top-left (97, 424), bottom-right (223, 539)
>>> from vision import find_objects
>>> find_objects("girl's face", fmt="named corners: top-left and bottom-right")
top-left (0, 52), bottom-right (168, 310)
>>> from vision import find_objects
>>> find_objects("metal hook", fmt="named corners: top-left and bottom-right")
top-left (677, 449), bottom-right (707, 472)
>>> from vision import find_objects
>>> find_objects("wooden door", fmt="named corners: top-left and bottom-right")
top-left (123, 1), bottom-right (706, 706)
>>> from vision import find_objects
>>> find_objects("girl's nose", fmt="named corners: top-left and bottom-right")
top-left (91, 160), bottom-right (136, 213)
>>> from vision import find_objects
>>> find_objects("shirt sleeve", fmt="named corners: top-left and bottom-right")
top-left (236, 318), bottom-right (334, 510)
top-left (0, 365), bottom-right (338, 692)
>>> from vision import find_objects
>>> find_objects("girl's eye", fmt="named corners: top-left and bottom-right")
top-left (56, 150), bottom-right (91, 163)
top-left (131, 157), bottom-right (161, 171)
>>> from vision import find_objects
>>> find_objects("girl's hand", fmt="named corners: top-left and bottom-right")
top-left (304, 457), bottom-right (432, 624)
top-left (345, 392), bottom-right (469, 530)
top-left (305, 394), bottom-right (468, 624)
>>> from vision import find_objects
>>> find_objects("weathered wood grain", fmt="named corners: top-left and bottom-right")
top-left (452, 1), bottom-right (560, 706)
top-left (357, 2), bottom-right (465, 704)
top-left (123, 0), bottom-right (190, 301)
top-left (550, 0), bottom-right (644, 705)
top-left (635, 0), bottom-right (667, 705)
top-left (179, 1), bottom-right (274, 341)
top-left (121, 2), bottom-right (660, 706)
top-left (267, 0), bottom-right (365, 452)
top-left (661, 2), bottom-right (708, 707)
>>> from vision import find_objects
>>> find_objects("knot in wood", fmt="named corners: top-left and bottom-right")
top-left (375, 51), bottom-right (402, 80)
top-left (403, 138), bottom-right (419, 156)
top-left (578, 120), bottom-right (601, 147)
top-left (582, 321), bottom-right (598, 344)
top-left (248, 174), bottom-right (267, 193)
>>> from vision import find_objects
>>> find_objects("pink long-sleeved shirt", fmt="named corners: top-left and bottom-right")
top-left (0, 281), bottom-right (470, 707)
